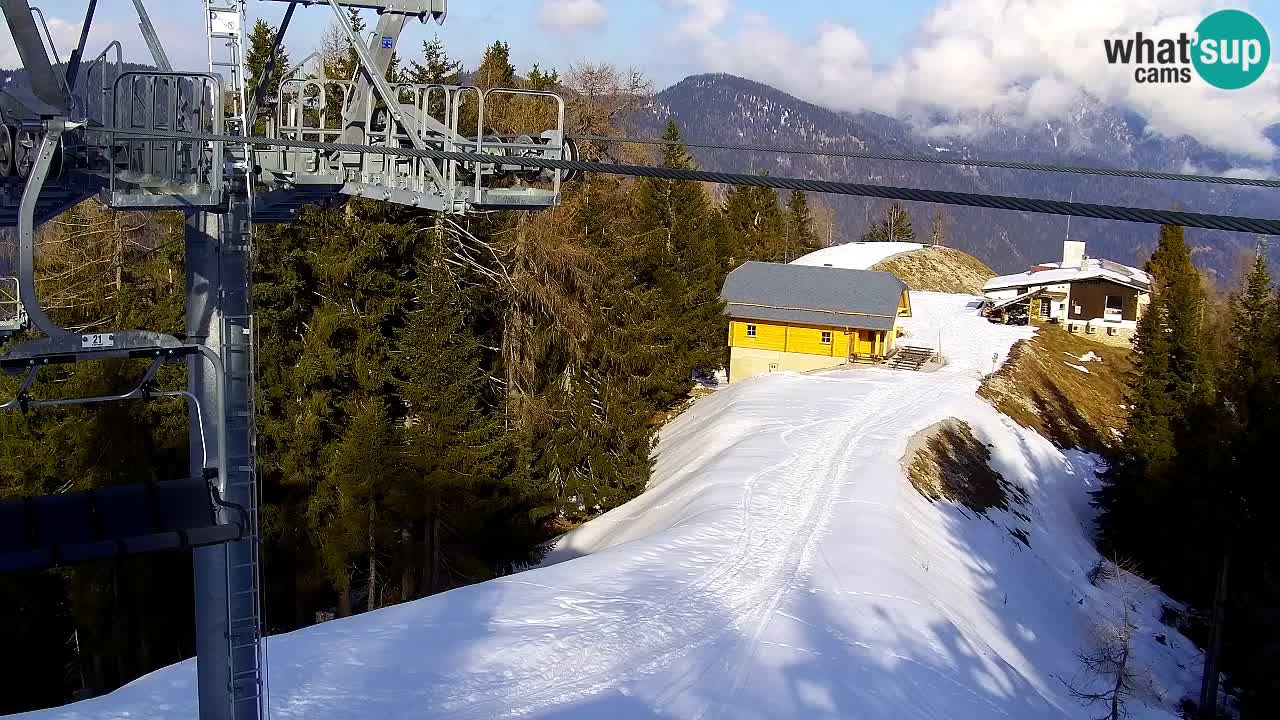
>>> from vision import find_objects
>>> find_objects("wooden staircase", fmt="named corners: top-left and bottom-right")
top-left (884, 345), bottom-right (934, 371)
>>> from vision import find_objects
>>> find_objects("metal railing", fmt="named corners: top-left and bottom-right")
top-left (265, 74), bottom-right (570, 211)
top-left (108, 71), bottom-right (224, 207)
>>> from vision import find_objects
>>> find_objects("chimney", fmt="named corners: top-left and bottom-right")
top-left (1062, 240), bottom-right (1086, 270)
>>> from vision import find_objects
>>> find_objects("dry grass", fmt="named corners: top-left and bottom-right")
top-left (978, 323), bottom-right (1132, 456)
top-left (871, 246), bottom-right (996, 295)
top-left (651, 386), bottom-right (718, 427)
top-left (905, 418), bottom-right (1027, 514)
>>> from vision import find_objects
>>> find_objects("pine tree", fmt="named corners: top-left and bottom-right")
top-left (394, 260), bottom-right (511, 596)
top-left (1095, 225), bottom-right (1216, 595)
top-left (863, 202), bottom-right (915, 242)
top-left (626, 120), bottom-right (729, 405)
top-left (244, 19), bottom-right (289, 131)
top-left (784, 190), bottom-right (820, 261)
top-left (474, 40), bottom-right (515, 88)
top-left (723, 178), bottom-right (786, 263)
top-left (1213, 244), bottom-right (1280, 717)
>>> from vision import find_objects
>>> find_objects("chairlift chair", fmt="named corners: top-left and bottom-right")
top-left (0, 333), bottom-right (246, 574)
top-left (0, 476), bottom-right (247, 573)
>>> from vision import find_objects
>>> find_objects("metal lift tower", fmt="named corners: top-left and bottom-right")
top-left (0, 2), bottom-right (574, 718)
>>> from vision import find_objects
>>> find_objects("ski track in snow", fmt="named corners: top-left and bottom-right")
top-left (15, 293), bottom-right (1202, 720)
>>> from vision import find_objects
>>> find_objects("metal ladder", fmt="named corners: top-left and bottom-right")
top-left (222, 308), bottom-right (264, 718)
top-left (220, 193), bottom-right (265, 720)
top-left (207, 7), bottom-right (264, 718)
top-left (206, 0), bottom-right (250, 143)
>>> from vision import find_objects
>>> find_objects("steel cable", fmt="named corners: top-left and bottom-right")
top-left (100, 126), bottom-right (1280, 235)
top-left (568, 133), bottom-right (1280, 189)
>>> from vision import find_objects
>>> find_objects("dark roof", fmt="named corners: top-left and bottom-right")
top-left (721, 261), bottom-right (906, 331)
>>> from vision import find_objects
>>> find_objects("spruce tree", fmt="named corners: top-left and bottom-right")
top-left (1096, 225), bottom-right (1218, 599)
top-left (408, 35), bottom-right (462, 84)
top-left (394, 260), bottom-right (512, 595)
top-left (525, 64), bottom-right (560, 90)
top-left (862, 202), bottom-right (915, 242)
top-left (785, 190), bottom-right (820, 260)
top-left (474, 40), bottom-right (516, 88)
top-left (1149, 225), bottom-right (1212, 409)
top-left (244, 19), bottom-right (289, 130)
top-left (627, 120), bottom-right (729, 405)
top-left (405, 35), bottom-right (461, 115)
top-left (1188, 245), bottom-right (1280, 718)
top-left (1095, 274), bottom-right (1176, 556)
top-left (723, 178), bottom-right (786, 263)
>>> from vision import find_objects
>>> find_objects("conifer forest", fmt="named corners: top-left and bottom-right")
top-left (0, 12), bottom-right (1278, 720)
top-left (0, 22), bottom-right (826, 712)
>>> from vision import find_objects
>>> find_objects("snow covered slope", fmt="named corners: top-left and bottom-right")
top-left (18, 293), bottom-right (1201, 720)
top-left (791, 241), bottom-right (923, 270)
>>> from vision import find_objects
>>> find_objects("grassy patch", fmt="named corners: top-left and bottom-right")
top-left (872, 246), bottom-right (996, 295)
top-left (905, 418), bottom-right (1021, 515)
top-left (978, 323), bottom-right (1132, 457)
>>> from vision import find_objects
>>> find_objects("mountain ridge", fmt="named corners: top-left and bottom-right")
top-left (633, 73), bottom-right (1279, 278)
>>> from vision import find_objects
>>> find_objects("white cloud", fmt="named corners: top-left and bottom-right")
top-left (668, 0), bottom-right (1280, 161)
top-left (1, 15), bottom-right (83, 69)
top-left (1, 14), bottom-right (132, 74)
top-left (538, 0), bottom-right (608, 33)
top-left (665, 0), bottom-right (731, 38)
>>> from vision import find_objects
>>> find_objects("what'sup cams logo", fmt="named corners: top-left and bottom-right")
top-left (1104, 9), bottom-right (1270, 89)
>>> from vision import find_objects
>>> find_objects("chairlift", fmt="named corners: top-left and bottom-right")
top-left (0, 333), bottom-right (246, 574)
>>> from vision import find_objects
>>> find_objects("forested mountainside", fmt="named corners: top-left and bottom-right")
top-left (632, 73), bottom-right (1280, 279)
top-left (0, 31), bottom-right (833, 711)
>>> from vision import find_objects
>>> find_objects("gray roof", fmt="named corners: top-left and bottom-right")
top-left (721, 261), bottom-right (906, 331)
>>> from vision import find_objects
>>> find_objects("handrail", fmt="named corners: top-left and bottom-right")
top-left (0, 346), bottom-right (230, 504)
top-left (29, 7), bottom-right (62, 64)
top-left (16, 124), bottom-right (69, 337)
top-left (108, 71), bottom-right (225, 207)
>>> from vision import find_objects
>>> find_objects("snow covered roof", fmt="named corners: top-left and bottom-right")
top-left (790, 242), bottom-right (923, 270)
top-left (990, 287), bottom-right (1049, 310)
top-left (983, 257), bottom-right (1151, 293)
top-left (722, 261), bottom-right (906, 331)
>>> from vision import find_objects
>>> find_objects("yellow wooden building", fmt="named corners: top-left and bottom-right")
top-left (721, 261), bottom-right (911, 383)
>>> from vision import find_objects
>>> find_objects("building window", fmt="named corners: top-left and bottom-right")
top-left (1104, 295), bottom-right (1123, 321)
top-left (820, 330), bottom-right (832, 345)
top-left (745, 324), bottom-right (757, 338)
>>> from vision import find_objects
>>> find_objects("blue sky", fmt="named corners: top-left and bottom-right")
top-left (4, 1), bottom-right (1280, 160)
top-left (1, 1), bottom-right (941, 85)
top-left (8, 1), bottom-right (1279, 88)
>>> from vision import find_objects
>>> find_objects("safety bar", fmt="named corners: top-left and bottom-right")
top-left (0, 345), bottom-right (228, 492)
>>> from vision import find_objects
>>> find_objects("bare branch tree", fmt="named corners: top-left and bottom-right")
top-left (930, 207), bottom-right (948, 247)
top-left (562, 62), bottom-right (652, 163)
top-left (1060, 560), bottom-right (1160, 720)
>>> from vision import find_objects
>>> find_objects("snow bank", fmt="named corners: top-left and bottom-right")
top-left (791, 242), bottom-right (923, 270)
top-left (19, 294), bottom-right (1200, 720)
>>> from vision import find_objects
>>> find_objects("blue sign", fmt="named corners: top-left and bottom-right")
top-left (381, 36), bottom-right (393, 49)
